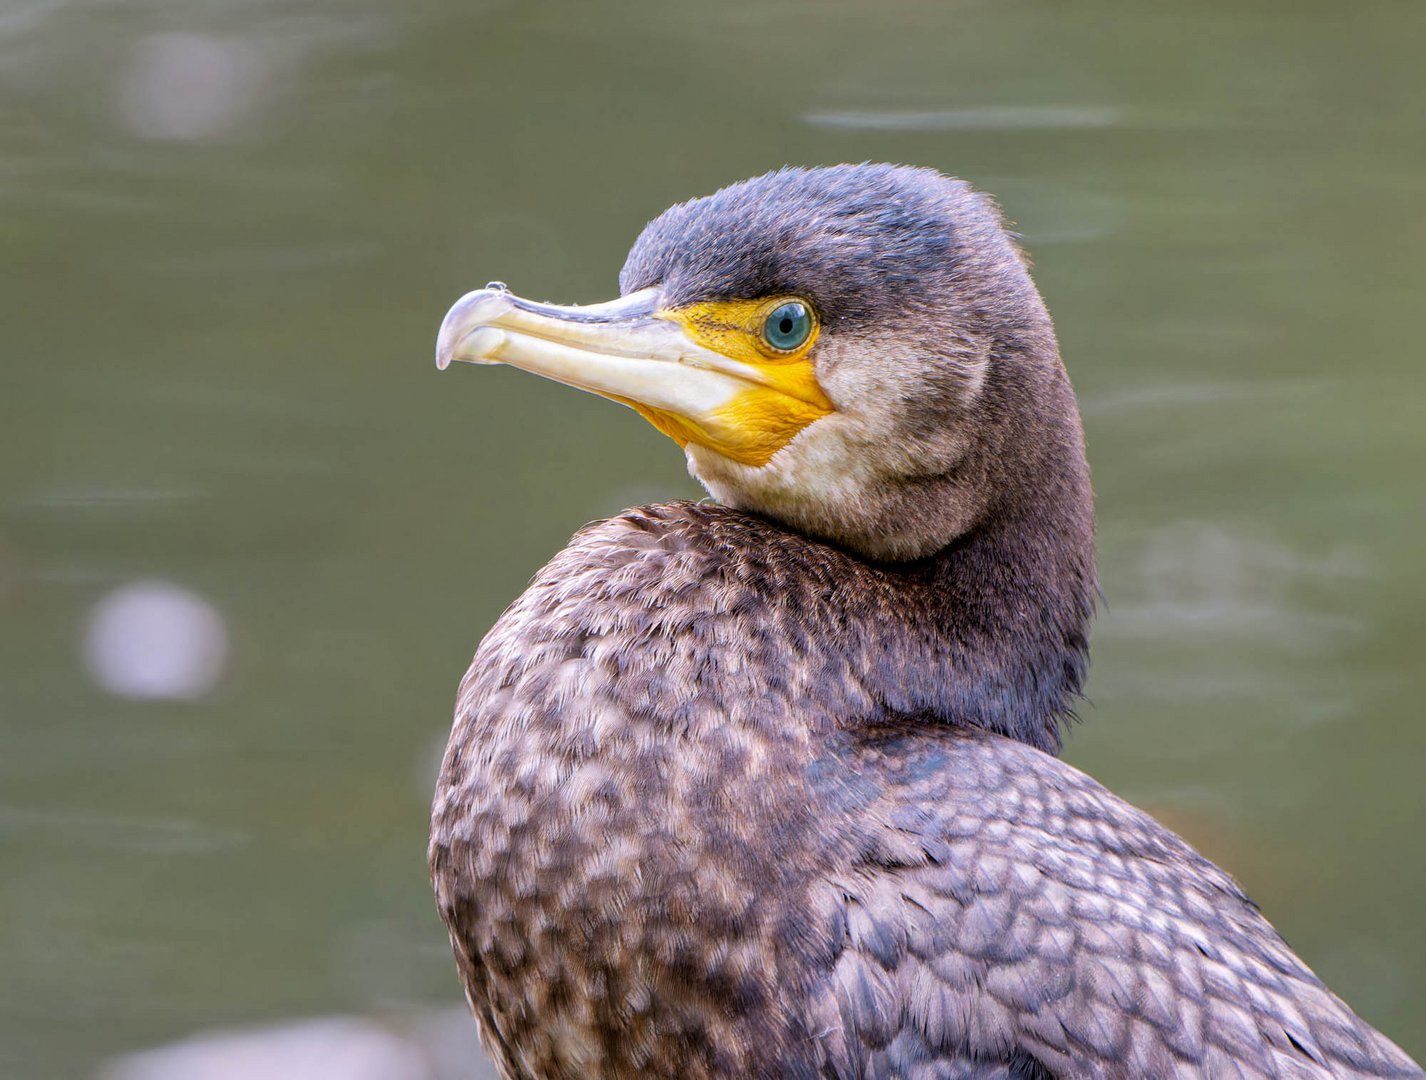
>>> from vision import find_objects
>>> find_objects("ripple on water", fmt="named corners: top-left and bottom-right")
top-left (0, 805), bottom-right (245, 856)
top-left (802, 104), bottom-right (1123, 132)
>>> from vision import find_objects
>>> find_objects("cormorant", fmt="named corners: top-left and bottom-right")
top-left (428, 165), bottom-right (1421, 1079)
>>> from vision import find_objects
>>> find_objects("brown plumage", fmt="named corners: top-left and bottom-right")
top-left (428, 165), bottom-right (1421, 1079)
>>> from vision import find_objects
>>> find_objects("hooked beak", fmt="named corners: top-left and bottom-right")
top-left (434, 285), bottom-right (832, 466)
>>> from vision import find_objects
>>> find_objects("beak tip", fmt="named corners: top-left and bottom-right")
top-left (435, 288), bottom-right (514, 371)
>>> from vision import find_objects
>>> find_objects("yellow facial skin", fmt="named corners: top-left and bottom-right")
top-left (435, 288), bottom-right (834, 468)
top-left (639, 298), bottom-right (831, 466)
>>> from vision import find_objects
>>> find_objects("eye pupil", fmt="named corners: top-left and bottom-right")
top-left (762, 301), bottom-right (812, 352)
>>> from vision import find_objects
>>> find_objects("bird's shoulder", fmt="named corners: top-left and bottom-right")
top-left (546, 499), bottom-right (850, 595)
top-left (457, 500), bottom-right (875, 719)
top-left (803, 725), bottom-right (1421, 1080)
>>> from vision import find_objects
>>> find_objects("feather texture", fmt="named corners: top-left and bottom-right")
top-left (429, 504), bottom-right (1419, 1079)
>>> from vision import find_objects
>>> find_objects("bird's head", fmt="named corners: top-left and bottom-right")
top-left (437, 164), bottom-right (1085, 562)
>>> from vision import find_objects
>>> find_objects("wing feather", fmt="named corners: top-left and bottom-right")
top-left (804, 728), bottom-right (1420, 1079)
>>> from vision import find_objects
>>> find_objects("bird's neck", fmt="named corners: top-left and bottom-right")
top-left (805, 364), bottom-right (1096, 752)
top-left (884, 472), bottom-right (1096, 753)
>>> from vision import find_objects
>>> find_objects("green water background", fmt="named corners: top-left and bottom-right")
top-left (2, 2), bottom-right (1423, 1074)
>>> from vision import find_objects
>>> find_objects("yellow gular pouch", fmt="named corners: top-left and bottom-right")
top-left (651, 297), bottom-right (833, 467)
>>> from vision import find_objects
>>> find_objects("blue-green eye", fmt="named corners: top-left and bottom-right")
top-left (762, 301), bottom-right (813, 352)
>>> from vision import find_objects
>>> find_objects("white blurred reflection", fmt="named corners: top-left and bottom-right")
top-left (100, 1017), bottom-right (426, 1080)
top-left (83, 581), bottom-right (228, 701)
top-left (98, 1011), bottom-right (493, 1080)
top-left (119, 33), bottom-right (267, 141)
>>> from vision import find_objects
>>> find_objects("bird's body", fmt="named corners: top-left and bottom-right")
top-left (431, 504), bottom-right (1415, 1079)
top-left (429, 166), bottom-right (1420, 1078)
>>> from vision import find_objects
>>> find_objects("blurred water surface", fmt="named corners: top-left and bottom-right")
top-left (2, 1), bottom-right (1423, 1075)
